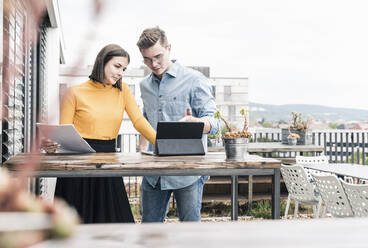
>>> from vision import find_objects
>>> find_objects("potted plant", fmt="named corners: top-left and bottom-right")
top-left (215, 108), bottom-right (252, 161)
top-left (287, 132), bottom-right (300, 146)
top-left (281, 112), bottom-right (312, 145)
top-left (207, 133), bottom-right (221, 147)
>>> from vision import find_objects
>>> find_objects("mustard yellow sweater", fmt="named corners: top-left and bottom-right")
top-left (60, 80), bottom-right (156, 145)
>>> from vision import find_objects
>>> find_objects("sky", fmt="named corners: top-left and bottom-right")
top-left (58, 0), bottom-right (368, 110)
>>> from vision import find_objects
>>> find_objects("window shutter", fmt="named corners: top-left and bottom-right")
top-left (2, 0), bottom-right (28, 162)
top-left (37, 22), bottom-right (48, 123)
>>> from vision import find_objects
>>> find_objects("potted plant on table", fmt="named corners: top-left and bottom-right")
top-left (282, 112), bottom-right (312, 145)
top-left (207, 132), bottom-right (221, 147)
top-left (287, 132), bottom-right (300, 146)
top-left (215, 108), bottom-right (252, 161)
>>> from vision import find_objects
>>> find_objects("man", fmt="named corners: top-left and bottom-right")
top-left (137, 26), bottom-right (219, 222)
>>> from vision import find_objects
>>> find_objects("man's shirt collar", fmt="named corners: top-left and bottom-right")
top-left (151, 60), bottom-right (179, 82)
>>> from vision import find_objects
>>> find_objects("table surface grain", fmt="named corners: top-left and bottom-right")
top-left (4, 152), bottom-right (281, 172)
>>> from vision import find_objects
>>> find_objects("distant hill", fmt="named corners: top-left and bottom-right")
top-left (249, 102), bottom-right (368, 122)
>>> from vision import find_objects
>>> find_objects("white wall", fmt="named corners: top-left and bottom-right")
top-left (42, 26), bottom-right (63, 202)
top-left (45, 27), bottom-right (61, 124)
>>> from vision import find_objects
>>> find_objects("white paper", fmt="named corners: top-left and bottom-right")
top-left (36, 123), bottom-right (96, 153)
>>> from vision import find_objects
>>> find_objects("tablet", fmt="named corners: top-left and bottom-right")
top-left (154, 121), bottom-right (205, 156)
top-left (37, 123), bottom-right (96, 153)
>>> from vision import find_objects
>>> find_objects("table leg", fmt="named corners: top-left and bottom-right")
top-left (29, 177), bottom-right (41, 195)
top-left (231, 175), bottom-right (238, 221)
top-left (248, 175), bottom-right (253, 210)
top-left (272, 168), bottom-right (280, 219)
top-left (35, 177), bottom-right (41, 195)
top-left (28, 177), bottom-right (35, 194)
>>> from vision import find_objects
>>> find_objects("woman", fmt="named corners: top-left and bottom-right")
top-left (54, 44), bottom-right (156, 223)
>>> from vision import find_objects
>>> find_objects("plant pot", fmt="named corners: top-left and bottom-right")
top-left (223, 138), bottom-right (249, 161)
top-left (281, 128), bottom-right (312, 145)
top-left (287, 137), bottom-right (297, 146)
top-left (207, 138), bottom-right (221, 148)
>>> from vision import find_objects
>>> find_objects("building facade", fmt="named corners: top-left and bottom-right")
top-left (210, 77), bottom-right (248, 132)
top-left (1, 0), bottom-right (64, 162)
top-left (1, 0), bottom-right (65, 199)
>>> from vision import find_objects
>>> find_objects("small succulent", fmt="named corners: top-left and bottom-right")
top-left (215, 108), bottom-right (252, 139)
top-left (287, 133), bottom-right (300, 139)
top-left (290, 112), bottom-right (312, 132)
top-left (240, 108), bottom-right (249, 133)
top-left (214, 110), bottom-right (233, 133)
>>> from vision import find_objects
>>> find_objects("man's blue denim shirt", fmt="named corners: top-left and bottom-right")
top-left (140, 60), bottom-right (220, 190)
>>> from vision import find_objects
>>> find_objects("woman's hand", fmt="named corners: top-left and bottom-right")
top-left (40, 138), bottom-right (60, 154)
top-left (138, 136), bottom-right (149, 152)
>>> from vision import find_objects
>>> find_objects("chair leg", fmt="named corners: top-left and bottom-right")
top-left (312, 205), bottom-right (317, 218)
top-left (316, 198), bottom-right (322, 219)
top-left (322, 205), bottom-right (327, 218)
top-left (284, 195), bottom-right (291, 219)
top-left (294, 201), bottom-right (299, 218)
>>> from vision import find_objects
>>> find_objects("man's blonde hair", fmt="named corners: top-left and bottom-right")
top-left (137, 26), bottom-right (168, 50)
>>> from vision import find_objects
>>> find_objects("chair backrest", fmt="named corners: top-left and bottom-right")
top-left (296, 155), bottom-right (329, 164)
top-left (312, 174), bottom-right (354, 217)
top-left (296, 155), bottom-right (330, 182)
top-left (340, 179), bottom-right (368, 217)
top-left (281, 164), bottom-right (318, 202)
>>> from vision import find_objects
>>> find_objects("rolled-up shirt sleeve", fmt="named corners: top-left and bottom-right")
top-left (190, 76), bottom-right (220, 135)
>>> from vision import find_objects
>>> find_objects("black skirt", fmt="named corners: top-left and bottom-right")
top-left (54, 138), bottom-right (134, 223)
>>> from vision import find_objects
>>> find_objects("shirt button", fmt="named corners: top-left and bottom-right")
top-left (159, 109), bottom-right (162, 112)
top-left (159, 95), bottom-right (162, 98)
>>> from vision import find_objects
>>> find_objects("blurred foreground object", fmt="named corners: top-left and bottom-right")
top-left (0, 168), bottom-right (80, 247)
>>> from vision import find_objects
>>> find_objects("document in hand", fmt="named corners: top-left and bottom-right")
top-left (36, 123), bottom-right (96, 153)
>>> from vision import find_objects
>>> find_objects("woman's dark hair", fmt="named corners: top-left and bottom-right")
top-left (89, 44), bottom-right (130, 90)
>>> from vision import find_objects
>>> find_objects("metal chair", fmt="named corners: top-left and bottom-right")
top-left (296, 155), bottom-right (330, 182)
top-left (296, 155), bottom-right (329, 164)
top-left (296, 155), bottom-right (353, 184)
top-left (340, 179), bottom-right (368, 217)
top-left (358, 179), bottom-right (368, 184)
top-left (312, 174), bottom-right (354, 217)
top-left (281, 164), bottom-right (323, 219)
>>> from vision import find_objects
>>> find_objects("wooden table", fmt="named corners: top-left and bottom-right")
top-left (3, 152), bottom-right (281, 220)
top-left (303, 163), bottom-right (368, 180)
top-left (31, 218), bottom-right (368, 248)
